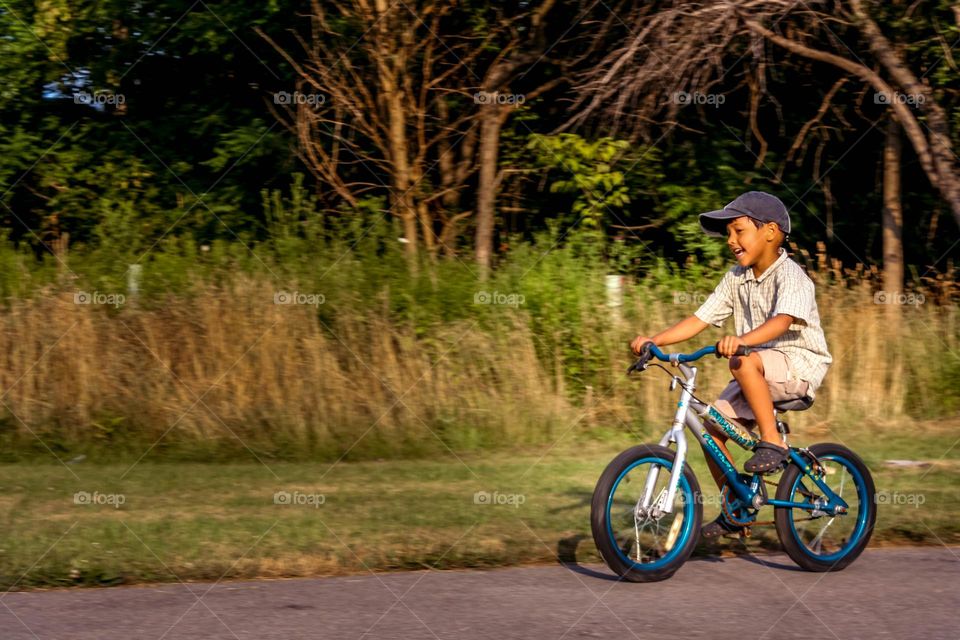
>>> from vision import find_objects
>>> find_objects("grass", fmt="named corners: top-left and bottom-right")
top-left (0, 262), bottom-right (955, 462)
top-left (1, 417), bottom-right (957, 590)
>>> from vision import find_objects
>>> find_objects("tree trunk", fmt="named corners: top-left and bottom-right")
top-left (882, 116), bottom-right (903, 317)
top-left (475, 106), bottom-right (503, 276)
top-left (383, 55), bottom-right (418, 259)
top-left (436, 97), bottom-right (461, 211)
top-left (417, 200), bottom-right (436, 259)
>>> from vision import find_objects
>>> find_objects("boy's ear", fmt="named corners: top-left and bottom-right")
top-left (765, 222), bottom-right (778, 242)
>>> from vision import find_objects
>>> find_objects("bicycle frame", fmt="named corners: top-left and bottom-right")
top-left (638, 356), bottom-right (849, 518)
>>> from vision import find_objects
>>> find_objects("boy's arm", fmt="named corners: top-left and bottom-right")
top-left (630, 316), bottom-right (709, 354)
top-left (631, 270), bottom-right (735, 355)
top-left (717, 314), bottom-right (794, 356)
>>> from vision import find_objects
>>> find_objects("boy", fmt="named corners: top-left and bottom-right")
top-left (630, 191), bottom-right (832, 539)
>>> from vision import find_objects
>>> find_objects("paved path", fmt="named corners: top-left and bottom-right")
top-left (1, 547), bottom-right (957, 639)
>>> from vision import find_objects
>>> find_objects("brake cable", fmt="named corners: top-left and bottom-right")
top-left (631, 360), bottom-right (717, 416)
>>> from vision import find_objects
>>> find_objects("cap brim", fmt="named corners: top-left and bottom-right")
top-left (699, 209), bottom-right (746, 237)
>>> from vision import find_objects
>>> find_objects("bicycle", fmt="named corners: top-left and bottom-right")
top-left (590, 342), bottom-right (876, 582)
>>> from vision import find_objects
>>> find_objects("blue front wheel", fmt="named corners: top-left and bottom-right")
top-left (591, 444), bottom-right (703, 582)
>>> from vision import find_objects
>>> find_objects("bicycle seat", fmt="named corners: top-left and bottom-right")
top-left (774, 397), bottom-right (814, 412)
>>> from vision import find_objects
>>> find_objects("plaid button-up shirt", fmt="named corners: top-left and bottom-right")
top-left (694, 248), bottom-right (832, 396)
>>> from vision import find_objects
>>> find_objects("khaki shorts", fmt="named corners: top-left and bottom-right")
top-left (714, 349), bottom-right (810, 423)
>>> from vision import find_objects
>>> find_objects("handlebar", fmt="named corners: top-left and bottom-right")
top-left (627, 342), bottom-right (753, 373)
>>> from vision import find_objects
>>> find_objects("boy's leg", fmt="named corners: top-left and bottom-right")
top-left (731, 350), bottom-right (811, 473)
top-left (701, 422), bottom-right (734, 490)
top-left (705, 380), bottom-right (757, 490)
top-left (700, 423), bottom-right (746, 538)
top-left (729, 352), bottom-right (778, 445)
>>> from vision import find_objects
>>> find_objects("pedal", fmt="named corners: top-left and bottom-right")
top-left (739, 526), bottom-right (752, 539)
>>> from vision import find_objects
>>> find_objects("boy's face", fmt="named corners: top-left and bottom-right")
top-left (725, 216), bottom-right (777, 267)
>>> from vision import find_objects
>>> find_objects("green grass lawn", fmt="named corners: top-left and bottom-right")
top-left (0, 420), bottom-right (957, 590)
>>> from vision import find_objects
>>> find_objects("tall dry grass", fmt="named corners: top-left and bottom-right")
top-left (0, 277), bottom-right (571, 459)
top-left (0, 263), bottom-right (955, 460)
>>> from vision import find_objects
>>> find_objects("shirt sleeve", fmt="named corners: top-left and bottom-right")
top-left (772, 268), bottom-right (815, 325)
top-left (694, 270), bottom-right (735, 327)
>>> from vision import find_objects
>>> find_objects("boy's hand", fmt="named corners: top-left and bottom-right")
top-left (630, 336), bottom-right (655, 355)
top-left (717, 335), bottom-right (747, 357)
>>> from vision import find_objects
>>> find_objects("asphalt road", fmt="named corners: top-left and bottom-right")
top-left (1, 547), bottom-right (957, 639)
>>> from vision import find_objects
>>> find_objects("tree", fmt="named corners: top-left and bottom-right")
top-left (470, 0), bottom-right (570, 274)
top-left (0, 0), bottom-right (299, 256)
top-left (567, 0), bottom-right (960, 230)
top-left (259, 0), bottom-right (493, 261)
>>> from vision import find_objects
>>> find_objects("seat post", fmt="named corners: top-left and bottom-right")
top-left (775, 409), bottom-right (790, 446)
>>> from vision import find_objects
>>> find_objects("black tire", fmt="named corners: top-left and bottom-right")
top-left (774, 443), bottom-right (877, 572)
top-left (591, 444), bottom-right (703, 582)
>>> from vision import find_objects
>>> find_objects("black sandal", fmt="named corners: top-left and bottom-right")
top-left (744, 441), bottom-right (789, 474)
top-left (700, 514), bottom-right (745, 539)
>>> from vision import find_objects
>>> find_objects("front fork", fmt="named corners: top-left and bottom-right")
top-left (638, 376), bottom-right (694, 515)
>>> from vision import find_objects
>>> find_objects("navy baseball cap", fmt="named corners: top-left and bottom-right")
top-left (699, 191), bottom-right (791, 237)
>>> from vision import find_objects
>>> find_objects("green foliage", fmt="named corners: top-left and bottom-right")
top-left (528, 134), bottom-right (631, 234)
top-left (525, 132), bottom-right (765, 270)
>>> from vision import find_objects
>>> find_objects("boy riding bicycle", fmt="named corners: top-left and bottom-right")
top-left (630, 191), bottom-right (832, 539)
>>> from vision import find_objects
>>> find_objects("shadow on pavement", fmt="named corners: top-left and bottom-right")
top-left (557, 530), bottom-right (803, 581)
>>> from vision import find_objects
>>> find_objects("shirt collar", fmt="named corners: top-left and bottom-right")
top-left (741, 247), bottom-right (788, 283)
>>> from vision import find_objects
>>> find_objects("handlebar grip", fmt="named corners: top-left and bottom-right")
top-left (714, 342), bottom-right (753, 358)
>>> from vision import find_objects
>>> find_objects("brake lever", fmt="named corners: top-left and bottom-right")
top-left (627, 356), bottom-right (649, 374)
top-left (627, 343), bottom-right (655, 374)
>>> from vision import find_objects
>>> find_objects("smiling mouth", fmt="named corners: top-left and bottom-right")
top-left (731, 247), bottom-right (746, 259)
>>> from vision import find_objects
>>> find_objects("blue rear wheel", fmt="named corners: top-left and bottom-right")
top-left (774, 443), bottom-right (876, 572)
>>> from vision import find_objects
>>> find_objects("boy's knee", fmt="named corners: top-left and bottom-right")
top-left (729, 352), bottom-right (760, 376)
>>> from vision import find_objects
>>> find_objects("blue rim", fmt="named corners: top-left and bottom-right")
top-left (787, 454), bottom-right (870, 562)
top-left (605, 456), bottom-right (696, 570)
